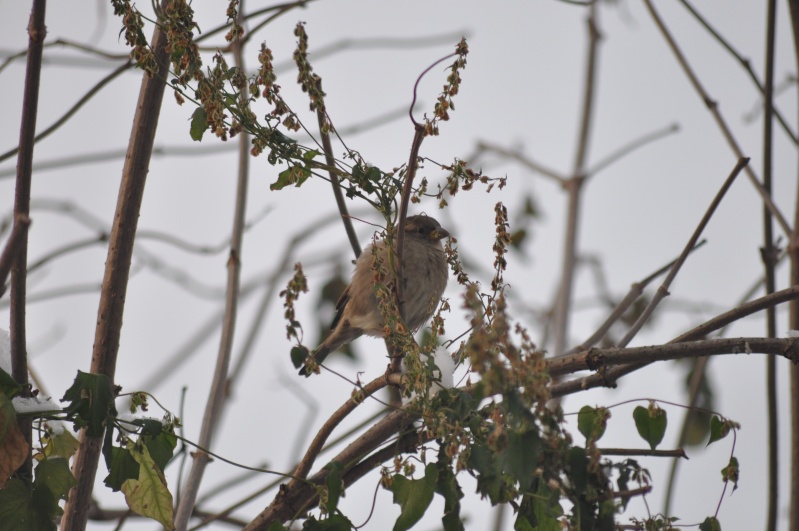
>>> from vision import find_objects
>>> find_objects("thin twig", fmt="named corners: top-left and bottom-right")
top-left (173, 22), bottom-right (250, 529)
top-left (316, 107), bottom-right (360, 258)
top-left (0, 216), bottom-right (31, 300)
top-left (616, 158), bottom-right (749, 349)
top-left (676, 0), bottom-right (798, 145)
top-left (552, 3), bottom-right (601, 358)
top-left (292, 375), bottom-right (391, 480)
top-left (644, 0), bottom-right (792, 237)
top-left (560, 240), bottom-right (706, 357)
top-left (550, 284), bottom-right (799, 397)
top-left (0, 61), bottom-right (132, 164)
top-left (587, 122), bottom-right (680, 177)
top-left (474, 141), bottom-right (566, 184)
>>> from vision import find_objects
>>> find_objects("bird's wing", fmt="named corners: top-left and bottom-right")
top-left (329, 284), bottom-right (350, 331)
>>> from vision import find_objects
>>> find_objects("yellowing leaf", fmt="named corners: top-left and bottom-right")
top-left (121, 443), bottom-right (175, 530)
top-left (42, 430), bottom-right (80, 460)
top-left (0, 394), bottom-right (28, 488)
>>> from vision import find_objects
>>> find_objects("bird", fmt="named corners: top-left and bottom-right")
top-left (300, 215), bottom-right (450, 376)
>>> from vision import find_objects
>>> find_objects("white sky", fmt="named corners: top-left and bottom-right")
top-left (0, 0), bottom-right (796, 529)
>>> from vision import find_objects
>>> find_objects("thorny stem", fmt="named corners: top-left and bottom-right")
top-left (59, 3), bottom-right (170, 528)
top-left (553, 2), bottom-right (600, 358)
top-left (10, 0), bottom-right (47, 481)
top-left (644, 0), bottom-right (792, 237)
top-left (173, 18), bottom-right (250, 530)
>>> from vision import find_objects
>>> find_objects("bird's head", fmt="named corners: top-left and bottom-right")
top-left (404, 215), bottom-right (450, 242)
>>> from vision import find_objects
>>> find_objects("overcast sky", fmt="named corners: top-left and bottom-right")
top-left (0, 1), bottom-right (797, 529)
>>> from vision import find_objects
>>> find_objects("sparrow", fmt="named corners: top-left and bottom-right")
top-left (300, 215), bottom-right (450, 376)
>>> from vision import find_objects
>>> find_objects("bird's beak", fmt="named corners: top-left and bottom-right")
top-left (429, 227), bottom-right (450, 241)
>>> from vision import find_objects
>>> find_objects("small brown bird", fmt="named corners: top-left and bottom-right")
top-left (300, 215), bottom-right (450, 376)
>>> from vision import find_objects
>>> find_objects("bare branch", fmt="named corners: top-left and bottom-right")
top-left (60, 6), bottom-right (170, 528)
top-left (551, 284), bottom-right (799, 397)
top-left (615, 158), bottom-right (749, 349)
top-left (174, 25), bottom-right (251, 529)
top-left (644, 0), bottom-right (792, 237)
top-left (0, 215), bottom-right (31, 300)
top-left (549, 337), bottom-right (799, 377)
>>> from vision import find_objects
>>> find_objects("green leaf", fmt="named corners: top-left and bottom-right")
top-left (577, 406), bottom-right (609, 443)
top-left (566, 447), bottom-right (588, 494)
top-left (33, 457), bottom-right (76, 502)
top-left (504, 428), bottom-right (540, 484)
top-left (41, 430), bottom-right (80, 460)
top-left (633, 404), bottom-right (667, 450)
top-left (699, 516), bottom-right (722, 531)
top-left (303, 149), bottom-right (321, 161)
top-left (0, 478), bottom-right (59, 531)
top-left (391, 463), bottom-right (437, 531)
top-left (707, 415), bottom-right (735, 447)
top-left (271, 164), bottom-right (311, 191)
top-left (104, 445), bottom-right (140, 492)
top-left (324, 462), bottom-right (343, 513)
top-left (266, 522), bottom-right (287, 531)
top-left (515, 480), bottom-right (563, 531)
top-left (435, 449), bottom-right (464, 531)
top-left (0, 367), bottom-right (21, 399)
top-left (61, 371), bottom-right (116, 438)
top-left (0, 393), bottom-right (28, 488)
top-left (121, 443), bottom-right (175, 530)
top-left (145, 428), bottom-right (177, 473)
top-left (290, 346), bottom-right (310, 368)
top-left (467, 442), bottom-right (505, 504)
top-left (190, 107), bottom-right (207, 141)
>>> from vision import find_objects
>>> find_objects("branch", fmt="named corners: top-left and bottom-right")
top-left (10, 0), bottom-right (47, 481)
top-left (292, 375), bottom-right (392, 481)
top-left (59, 5), bottom-right (170, 528)
top-left (561, 240), bottom-right (706, 357)
top-left (643, 0), bottom-right (792, 237)
top-left (552, 3), bottom-right (601, 358)
top-left (548, 337), bottom-right (799, 377)
top-left (597, 448), bottom-right (687, 459)
top-left (0, 61), bottom-right (132, 164)
top-left (0, 215), bottom-right (31, 300)
top-left (244, 408), bottom-right (415, 529)
top-left (550, 284), bottom-right (799, 397)
top-left (615, 158), bottom-right (749, 349)
top-left (316, 106), bottom-right (360, 258)
top-left (174, 24), bottom-right (251, 529)
top-left (676, 0), bottom-right (798, 144)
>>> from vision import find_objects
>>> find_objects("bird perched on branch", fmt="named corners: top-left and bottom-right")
top-left (300, 215), bottom-right (450, 376)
